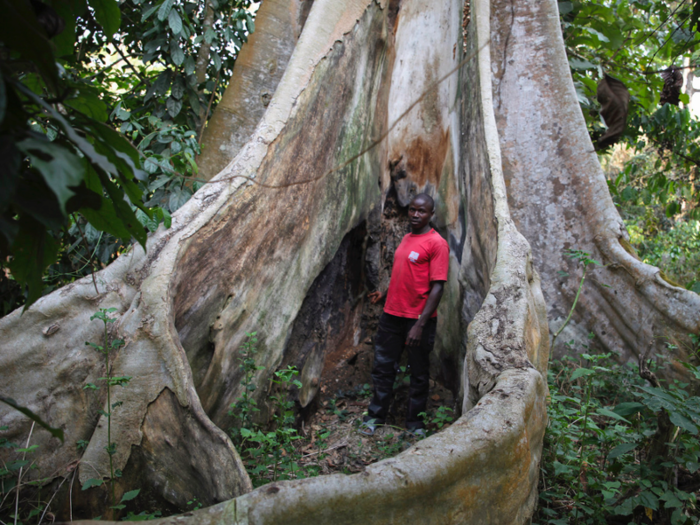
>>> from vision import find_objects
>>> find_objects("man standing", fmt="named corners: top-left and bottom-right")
top-left (361, 193), bottom-right (449, 436)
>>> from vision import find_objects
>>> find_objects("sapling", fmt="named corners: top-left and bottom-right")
top-left (82, 308), bottom-right (139, 516)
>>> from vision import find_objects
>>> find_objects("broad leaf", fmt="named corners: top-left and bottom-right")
top-left (613, 401), bottom-right (645, 417)
top-left (65, 88), bottom-right (109, 122)
top-left (81, 478), bottom-right (104, 490)
top-left (570, 367), bottom-right (595, 380)
top-left (157, 0), bottom-right (174, 21)
top-left (168, 8), bottom-right (182, 34)
top-left (608, 442), bottom-right (637, 459)
top-left (17, 137), bottom-right (85, 214)
top-left (88, 0), bottom-right (121, 40)
top-left (9, 216), bottom-right (59, 305)
top-left (0, 0), bottom-right (59, 92)
top-left (120, 489), bottom-right (140, 502)
top-left (595, 407), bottom-right (630, 423)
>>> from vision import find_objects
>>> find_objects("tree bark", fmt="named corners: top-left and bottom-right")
top-left (196, 0), bottom-right (314, 180)
top-left (490, 0), bottom-right (700, 377)
top-left (0, 0), bottom-right (696, 523)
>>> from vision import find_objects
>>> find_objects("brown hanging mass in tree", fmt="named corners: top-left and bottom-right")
top-left (597, 74), bottom-right (630, 149)
top-left (660, 66), bottom-right (683, 106)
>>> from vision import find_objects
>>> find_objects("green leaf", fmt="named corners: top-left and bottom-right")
top-left (120, 489), bottom-right (140, 502)
top-left (558, 1), bottom-right (574, 15)
top-left (620, 186), bottom-right (637, 202)
top-left (668, 411), bottom-right (698, 434)
top-left (171, 45), bottom-right (185, 66)
top-left (168, 186), bottom-right (191, 211)
top-left (80, 197), bottom-right (133, 241)
top-left (637, 490), bottom-right (659, 510)
top-left (88, 0), bottom-right (121, 40)
top-left (569, 57), bottom-right (595, 70)
top-left (613, 402), bottom-right (645, 416)
top-left (686, 461), bottom-right (700, 473)
top-left (166, 97), bottom-right (183, 117)
top-left (665, 201), bottom-right (680, 217)
top-left (595, 407), bottom-right (630, 423)
top-left (608, 442), bottom-right (637, 459)
top-left (599, 24), bottom-right (624, 50)
top-left (8, 217), bottom-right (59, 306)
top-left (660, 490), bottom-right (683, 509)
top-left (583, 26), bottom-right (609, 43)
top-left (15, 85), bottom-right (121, 182)
top-left (168, 8), bottom-right (182, 34)
top-left (65, 89), bottom-right (108, 122)
top-left (157, 0), bottom-right (174, 21)
top-left (184, 56), bottom-right (196, 76)
top-left (17, 137), bottom-right (85, 214)
top-left (141, 3), bottom-right (159, 21)
top-left (51, 0), bottom-right (78, 57)
top-left (0, 396), bottom-right (64, 441)
top-left (81, 478), bottom-right (104, 490)
top-left (570, 367), bottom-right (595, 380)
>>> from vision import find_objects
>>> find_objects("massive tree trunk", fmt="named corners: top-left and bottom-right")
top-left (0, 0), bottom-right (696, 523)
top-left (196, 0), bottom-right (314, 180)
top-left (490, 0), bottom-right (700, 374)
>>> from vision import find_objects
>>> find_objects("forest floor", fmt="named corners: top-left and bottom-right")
top-left (237, 336), bottom-right (459, 487)
top-left (289, 374), bottom-right (456, 478)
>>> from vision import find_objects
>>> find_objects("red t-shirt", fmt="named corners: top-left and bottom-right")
top-left (384, 229), bottom-right (449, 319)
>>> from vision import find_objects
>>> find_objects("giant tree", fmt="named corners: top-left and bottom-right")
top-left (0, 0), bottom-right (698, 523)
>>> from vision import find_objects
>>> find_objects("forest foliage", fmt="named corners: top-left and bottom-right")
top-left (0, 0), bottom-right (256, 313)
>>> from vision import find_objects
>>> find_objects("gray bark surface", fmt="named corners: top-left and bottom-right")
top-left (490, 0), bottom-right (700, 372)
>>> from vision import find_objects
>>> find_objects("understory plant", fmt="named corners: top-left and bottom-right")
top-left (536, 344), bottom-right (700, 525)
top-left (81, 308), bottom-right (140, 517)
top-left (228, 333), bottom-right (306, 487)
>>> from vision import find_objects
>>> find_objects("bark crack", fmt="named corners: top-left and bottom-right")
top-left (495, 0), bottom-right (515, 111)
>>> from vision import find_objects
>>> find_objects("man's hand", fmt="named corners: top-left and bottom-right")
top-left (406, 323), bottom-right (423, 346)
top-left (368, 290), bottom-right (386, 304)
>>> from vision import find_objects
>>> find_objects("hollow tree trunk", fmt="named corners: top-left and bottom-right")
top-left (0, 0), bottom-right (695, 523)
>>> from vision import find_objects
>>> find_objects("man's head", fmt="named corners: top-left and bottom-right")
top-left (408, 193), bottom-right (435, 234)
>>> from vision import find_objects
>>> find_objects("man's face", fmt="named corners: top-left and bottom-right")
top-left (408, 198), bottom-right (433, 231)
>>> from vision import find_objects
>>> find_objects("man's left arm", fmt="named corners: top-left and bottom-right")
top-left (405, 281), bottom-right (444, 346)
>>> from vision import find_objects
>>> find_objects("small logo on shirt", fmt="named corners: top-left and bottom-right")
top-left (408, 251), bottom-right (420, 262)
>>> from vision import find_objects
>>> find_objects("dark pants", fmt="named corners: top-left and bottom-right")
top-left (366, 313), bottom-right (436, 430)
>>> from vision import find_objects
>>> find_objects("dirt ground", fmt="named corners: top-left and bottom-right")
top-left (290, 338), bottom-right (457, 477)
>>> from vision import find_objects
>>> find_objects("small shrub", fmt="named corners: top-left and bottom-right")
top-left (536, 348), bottom-right (700, 525)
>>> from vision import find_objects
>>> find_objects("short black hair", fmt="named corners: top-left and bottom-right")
top-left (412, 193), bottom-right (435, 212)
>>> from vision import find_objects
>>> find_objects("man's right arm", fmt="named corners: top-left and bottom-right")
top-left (368, 288), bottom-right (387, 304)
